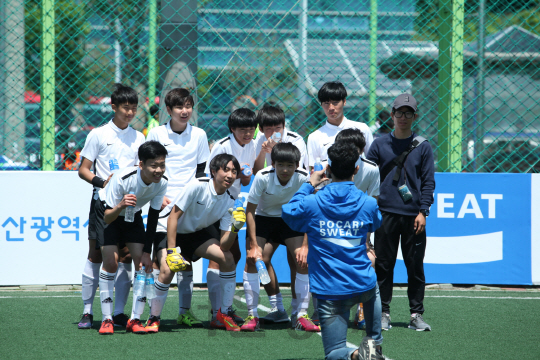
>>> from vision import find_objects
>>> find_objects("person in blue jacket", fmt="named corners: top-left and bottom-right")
top-left (282, 141), bottom-right (385, 360)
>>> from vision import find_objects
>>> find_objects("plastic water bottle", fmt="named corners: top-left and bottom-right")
top-left (271, 132), bottom-right (282, 142)
top-left (256, 257), bottom-right (271, 285)
top-left (133, 267), bottom-right (146, 297)
top-left (314, 157), bottom-right (324, 172)
top-left (234, 196), bottom-right (245, 210)
top-left (145, 272), bottom-right (156, 300)
top-left (241, 163), bottom-right (252, 176)
top-left (124, 191), bottom-right (136, 222)
top-left (108, 158), bottom-right (119, 174)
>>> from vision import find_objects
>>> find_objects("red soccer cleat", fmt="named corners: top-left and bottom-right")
top-left (98, 319), bottom-right (114, 335)
top-left (295, 314), bottom-right (321, 332)
top-left (217, 309), bottom-right (241, 331)
top-left (126, 318), bottom-right (147, 334)
top-left (240, 315), bottom-right (260, 332)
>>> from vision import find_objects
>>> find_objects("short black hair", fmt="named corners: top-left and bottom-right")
top-left (335, 128), bottom-right (366, 153)
top-left (318, 81), bottom-right (347, 103)
top-left (257, 104), bottom-right (285, 129)
top-left (228, 108), bottom-right (257, 132)
top-left (111, 83), bottom-right (138, 106)
top-left (164, 88), bottom-right (194, 109)
top-left (271, 142), bottom-right (301, 164)
top-left (327, 141), bottom-right (358, 180)
top-left (138, 140), bottom-right (168, 163)
top-left (149, 104), bottom-right (160, 117)
top-left (209, 153), bottom-right (241, 178)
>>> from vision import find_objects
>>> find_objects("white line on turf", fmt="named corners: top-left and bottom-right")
top-left (233, 295), bottom-right (358, 349)
top-left (0, 294), bottom-right (208, 299)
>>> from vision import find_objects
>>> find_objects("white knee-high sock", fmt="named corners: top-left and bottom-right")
top-left (296, 273), bottom-right (311, 317)
top-left (177, 271), bottom-right (193, 315)
top-left (150, 280), bottom-right (170, 317)
top-left (243, 271), bottom-right (260, 317)
top-left (207, 268), bottom-right (221, 317)
top-left (152, 268), bottom-right (160, 281)
top-left (269, 293), bottom-right (285, 311)
top-left (114, 262), bottom-right (132, 316)
top-left (219, 270), bottom-right (236, 313)
top-left (82, 260), bottom-right (101, 315)
top-left (131, 273), bottom-right (147, 320)
top-left (99, 270), bottom-right (115, 321)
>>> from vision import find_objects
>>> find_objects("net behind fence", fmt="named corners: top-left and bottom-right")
top-left (1, 0), bottom-right (539, 172)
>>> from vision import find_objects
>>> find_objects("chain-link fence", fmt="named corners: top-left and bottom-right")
top-left (1, 0), bottom-right (539, 172)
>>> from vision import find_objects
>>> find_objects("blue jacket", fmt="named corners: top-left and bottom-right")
top-left (282, 182), bottom-right (382, 297)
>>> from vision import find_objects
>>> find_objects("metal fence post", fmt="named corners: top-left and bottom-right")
top-left (148, 0), bottom-right (158, 111)
top-left (41, 0), bottom-right (55, 170)
top-left (368, 0), bottom-right (378, 127)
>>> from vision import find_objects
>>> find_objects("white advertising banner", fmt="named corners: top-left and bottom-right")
top-left (0, 171), bottom-right (203, 285)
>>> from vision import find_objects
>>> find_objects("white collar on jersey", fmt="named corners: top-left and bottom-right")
top-left (325, 117), bottom-right (349, 131)
top-left (108, 119), bottom-right (130, 134)
top-left (229, 133), bottom-right (247, 150)
top-left (166, 121), bottom-right (192, 136)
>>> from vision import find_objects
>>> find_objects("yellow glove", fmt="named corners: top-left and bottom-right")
top-left (166, 248), bottom-right (190, 272)
top-left (228, 207), bottom-right (246, 233)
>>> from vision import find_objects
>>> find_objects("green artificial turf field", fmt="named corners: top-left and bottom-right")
top-left (1, 288), bottom-right (539, 359)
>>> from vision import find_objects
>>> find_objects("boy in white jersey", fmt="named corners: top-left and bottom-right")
top-left (146, 88), bottom-right (210, 328)
top-left (307, 81), bottom-right (374, 170)
top-left (252, 104), bottom-right (308, 323)
top-left (77, 84), bottom-right (145, 329)
top-left (204, 108), bottom-right (258, 325)
top-left (253, 104), bottom-right (308, 173)
top-left (240, 143), bottom-right (319, 332)
top-left (146, 154), bottom-right (247, 332)
top-left (95, 141), bottom-right (169, 335)
top-left (306, 81), bottom-right (374, 324)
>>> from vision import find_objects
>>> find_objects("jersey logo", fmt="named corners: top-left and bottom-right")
top-left (163, 143), bottom-right (173, 146)
top-left (197, 201), bottom-right (205, 205)
top-left (323, 142), bottom-right (331, 147)
top-left (264, 191), bottom-right (273, 195)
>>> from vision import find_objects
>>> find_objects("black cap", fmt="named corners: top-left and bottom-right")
top-left (393, 94), bottom-right (417, 112)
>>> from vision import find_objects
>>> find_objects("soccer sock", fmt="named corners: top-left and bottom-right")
top-left (99, 270), bottom-right (115, 321)
top-left (290, 297), bottom-right (298, 315)
top-left (150, 280), bottom-right (170, 317)
top-left (152, 268), bottom-right (160, 282)
top-left (275, 293), bottom-right (285, 311)
top-left (113, 262), bottom-right (132, 316)
top-left (295, 273), bottom-right (310, 317)
top-left (269, 294), bottom-right (277, 309)
top-left (177, 270), bottom-right (194, 315)
top-left (130, 273), bottom-right (147, 320)
top-left (207, 268), bottom-right (221, 318)
top-left (243, 271), bottom-right (260, 317)
top-left (82, 260), bottom-right (101, 315)
top-left (219, 270), bottom-right (236, 314)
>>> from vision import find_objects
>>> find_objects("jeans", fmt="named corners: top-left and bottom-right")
top-left (317, 284), bottom-right (382, 360)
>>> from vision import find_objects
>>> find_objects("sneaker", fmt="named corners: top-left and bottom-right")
top-left (126, 318), bottom-right (147, 334)
top-left (295, 314), bottom-right (320, 332)
top-left (98, 318), bottom-right (114, 335)
top-left (216, 309), bottom-right (241, 331)
top-left (357, 336), bottom-right (376, 360)
top-left (261, 307), bottom-right (289, 323)
top-left (227, 306), bottom-right (244, 323)
top-left (408, 313), bottom-right (431, 331)
top-left (78, 313), bottom-right (93, 329)
top-left (240, 315), bottom-right (260, 332)
top-left (381, 313), bottom-right (392, 331)
top-left (290, 313), bottom-right (297, 328)
top-left (310, 309), bottom-right (320, 326)
top-left (177, 309), bottom-right (203, 328)
top-left (145, 315), bottom-right (160, 333)
top-left (210, 317), bottom-right (226, 329)
top-left (112, 313), bottom-right (129, 327)
top-left (354, 303), bottom-right (366, 330)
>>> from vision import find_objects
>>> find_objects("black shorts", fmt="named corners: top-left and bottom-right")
top-left (255, 215), bottom-right (303, 246)
top-left (157, 222), bottom-right (220, 262)
top-left (88, 191), bottom-right (97, 241)
top-left (94, 200), bottom-right (146, 248)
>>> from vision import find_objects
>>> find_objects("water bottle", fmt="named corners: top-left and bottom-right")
top-left (314, 157), bottom-right (324, 172)
top-left (256, 257), bottom-right (271, 285)
top-left (133, 266), bottom-right (146, 297)
top-left (145, 271), bottom-right (156, 300)
top-left (234, 196), bottom-right (245, 210)
top-left (271, 132), bottom-right (282, 142)
top-left (108, 158), bottom-right (119, 174)
top-left (241, 163), bottom-right (252, 176)
top-left (124, 191), bottom-right (136, 222)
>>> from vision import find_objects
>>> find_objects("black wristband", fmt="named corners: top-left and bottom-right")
top-left (306, 181), bottom-right (314, 188)
top-left (91, 176), bottom-right (106, 188)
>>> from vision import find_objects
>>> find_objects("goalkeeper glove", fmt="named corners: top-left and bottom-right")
top-left (166, 248), bottom-right (190, 272)
top-left (228, 207), bottom-right (246, 233)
